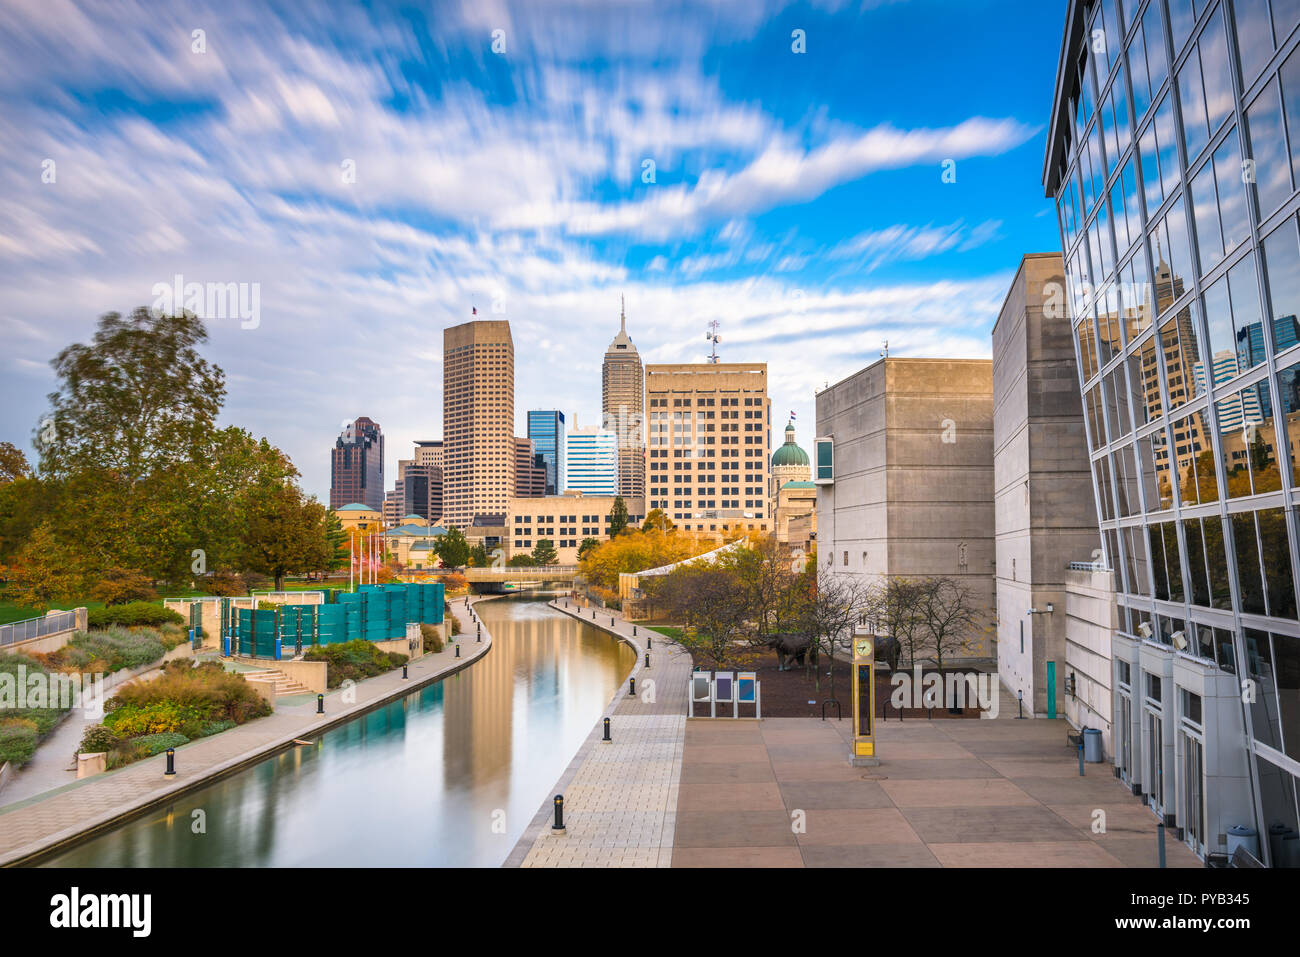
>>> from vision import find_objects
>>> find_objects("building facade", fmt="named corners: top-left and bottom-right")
top-left (527, 410), bottom-right (566, 495)
top-left (1044, 0), bottom-right (1300, 864)
top-left (602, 300), bottom-right (646, 502)
top-left (644, 362), bottom-right (772, 534)
top-left (565, 427), bottom-right (618, 495)
top-left (770, 419), bottom-right (817, 548)
top-left (330, 416), bottom-right (384, 511)
top-left (992, 253), bottom-right (1104, 720)
top-left (403, 464), bottom-right (443, 525)
top-left (814, 358), bottom-right (996, 657)
top-left (507, 492), bottom-right (645, 565)
top-left (514, 437), bottom-right (547, 497)
top-left (442, 318), bottom-right (514, 530)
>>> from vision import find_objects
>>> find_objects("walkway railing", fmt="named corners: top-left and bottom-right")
top-left (0, 610), bottom-right (79, 648)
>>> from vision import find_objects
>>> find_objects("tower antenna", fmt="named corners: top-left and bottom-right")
top-left (706, 319), bottom-right (720, 363)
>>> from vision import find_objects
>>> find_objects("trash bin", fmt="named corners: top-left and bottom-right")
top-left (1083, 727), bottom-right (1103, 762)
top-left (1227, 825), bottom-right (1259, 861)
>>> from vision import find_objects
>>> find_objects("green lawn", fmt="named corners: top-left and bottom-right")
top-left (649, 626), bottom-right (685, 640)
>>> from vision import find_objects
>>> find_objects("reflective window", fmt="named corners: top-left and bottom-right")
top-left (1151, 520), bottom-right (1185, 602)
top-left (1086, 384), bottom-right (1107, 451)
top-left (1233, 508), bottom-right (1297, 618)
top-left (1253, 755), bottom-right (1299, 861)
top-left (1167, 0), bottom-right (1198, 56)
top-left (1217, 379), bottom-right (1280, 497)
top-left (1204, 253), bottom-right (1266, 382)
top-left (1139, 427), bottom-right (1176, 510)
top-left (1141, 94), bottom-right (1181, 214)
top-left (1078, 317), bottom-right (1099, 382)
top-left (1183, 515), bottom-right (1232, 609)
top-left (1276, 359), bottom-right (1300, 485)
top-left (1244, 627), bottom-right (1284, 752)
top-left (1129, 333), bottom-right (1163, 425)
top-left (1272, 632), bottom-right (1300, 761)
top-left (1115, 442), bottom-right (1141, 516)
top-left (1174, 407), bottom-right (1219, 504)
top-left (1160, 307), bottom-right (1205, 409)
top-left (1245, 80), bottom-right (1293, 218)
top-left (1123, 524), bottom-right (1151, 594)
top-left (1233, 0), bottom-right (1277, 88)
top-left (1262, 220), bottom-right (1300, 356)
top-left (1120, 251), bottom-right (1153, 340)
top-left (1285, 47), bottom-right (1300, 187)
top-left (1096, 456), bottom-right (1116, 520)
top-left (1106, 366), bottom-right (1133, 439)
top-left (1276, 0), bottom-right (1300, 41)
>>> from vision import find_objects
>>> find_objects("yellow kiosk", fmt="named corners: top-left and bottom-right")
top-left (850, 634), bottom-right (879, 766)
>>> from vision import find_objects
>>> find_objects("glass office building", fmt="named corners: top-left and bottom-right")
top-left (527, 409), bottom-right (565, 495)
top-left (1044, 0), bottom-right (1300, 865)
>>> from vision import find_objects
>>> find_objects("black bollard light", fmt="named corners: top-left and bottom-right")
top-left (645, 652), bottom-right (650, 669)
top-left (603, 717), bottom-right (611, 742)
top-left (1077, 741), bottom-right (1085, 776)
top-left (1016, 689), bottom-right (1025, 719)
top-left (647, 635), bottom-right (652, 649)
top-left (403, 663), bottom-right (409, 679)
top-left (317, 693), bottom-right (324, 714)
top-left (552, 794), bottom-right (565, 832)
top-left (164, 747), bottom-right (176, 777)
top-left (611, 616), bottom-right (614, 626)
top-left (633, 625), bottom-right (637, 637)
top-left (1157, 822), bottom-right (1167, 868)
top-left (455, 643), bottom-right (461, 658)
top-left (629, 677), bottom-right (636, 696)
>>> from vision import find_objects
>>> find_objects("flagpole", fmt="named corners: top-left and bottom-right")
top-left (349, 532), bottom-right (354, 592)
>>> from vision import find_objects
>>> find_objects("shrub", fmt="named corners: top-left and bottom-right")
top-left (104, 701), bottom-right (212, 738)
top-left (108, 660), bottom-right (272, 726)
top-left (0, 652), bottom-right (72, 740)
top-left (132, 732), bottom-right (189, 756)
top-left (420, 623), bottom-right (443, 654)
top-left (42, 627), bottom-right (168, 674)
top-left (78, 724), bottom-right (120, 754)
top-left (205, 571), bottom-right (251, 597)
top-left (303, 640), bottom-right (408, 688)
top-left (89, 568), bottom-right (157, 605)
top-left (0, 723), bottom-right (38, 767)
top-left (198, 719), bottom-right (235, 737)
top-left (87, 602), bottom-right (183, 630)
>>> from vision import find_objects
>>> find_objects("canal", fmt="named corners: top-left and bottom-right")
top-left (40, 597), bottom-right (635, 867)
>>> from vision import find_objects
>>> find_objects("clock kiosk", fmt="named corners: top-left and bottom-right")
top-left (850, 635), bottom-right (880, 766)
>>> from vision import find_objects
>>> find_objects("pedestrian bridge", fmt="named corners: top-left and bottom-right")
top-left (462, 565), bottom-right (579, 591)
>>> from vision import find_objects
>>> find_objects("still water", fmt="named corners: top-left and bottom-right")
top-left (40, 597), bottom-right (635, 867)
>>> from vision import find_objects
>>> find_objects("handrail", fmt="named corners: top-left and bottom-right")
top-left (0, 610), bottom-right (79, 647)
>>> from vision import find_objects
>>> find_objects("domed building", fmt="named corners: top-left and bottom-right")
top-left (769, 419), bottom-right (817, 551)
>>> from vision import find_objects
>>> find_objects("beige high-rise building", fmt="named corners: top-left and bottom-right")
top-left (602, 298), bottom-right (645, 502)
top-left (644, 362), bottom-right (771, 534)
top-left (442, 318), bottom-right (514, 530)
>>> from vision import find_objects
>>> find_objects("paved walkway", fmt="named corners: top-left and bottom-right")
top-left (505, 600), bottom-right (691, 867)
top-left (672, 715), bottom-right (1201, 867)
top-left (0, 602), bottom-right (490, 866)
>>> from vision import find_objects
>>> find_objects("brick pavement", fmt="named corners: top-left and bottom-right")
top-left (505, 600), bottom-right (691, 867)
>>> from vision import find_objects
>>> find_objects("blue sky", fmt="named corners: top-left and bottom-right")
top-left (0, 0), bottom-right (1068, 501)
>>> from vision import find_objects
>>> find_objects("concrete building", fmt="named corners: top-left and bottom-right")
top-left (382, 488), bottom-right (403, 527)
top-left (527, 410), bottom-right (565, 495)
top-left (992, 252), bottom-right (1103, 720)
top-left (403, 464), bottom-right (443, 524)
top-left (565, 427), bottom-right (618, 495)
top-left (330, 417), bottom-right (384, 511)
top-left (815, 358), bottom-right (996, 658)
top-left (602, 298), bottom-right (645, 501)
top-left (442, 317), bottom-right (514, 530)
top-left (335, 502), bottom-right (383, 532)
top-left (514, 437), bottom-right (547, 497)
top-left (507, 492), bottom-right (645, 565)
top-left (645, 362), bottom-right (772, 534)
top-left (1045, 0), bottom-right (1300, 864)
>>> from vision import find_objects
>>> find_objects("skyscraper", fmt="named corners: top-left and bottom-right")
top-left (565, 427), bottom-right (618, 495)
top-left (1045, 0), bottom-right (1300, 865)
top-left (527, 409), bottom-right (566, 495)
top-left (514, 437), bottom-right (546, 497)
top-left (442, 318), bottom-right (514, 530)
top-left (602, 297), bottom-right (645, 502)
top-left (645, 362), bottom-right (771, 534)
top-left (330, 416), bottom-right (384, 511)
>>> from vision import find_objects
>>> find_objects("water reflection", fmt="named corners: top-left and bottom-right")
top-left (40, 598), bottom-right (634, 867)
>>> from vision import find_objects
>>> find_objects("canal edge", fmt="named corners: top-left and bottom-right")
top-left (1, 598), bottom-right (496, 867)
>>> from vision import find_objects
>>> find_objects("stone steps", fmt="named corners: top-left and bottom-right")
top-left (244, 670), bottom-right (313, 696)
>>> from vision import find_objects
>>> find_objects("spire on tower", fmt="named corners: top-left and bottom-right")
top-left (620, 294), bottom-right (626, 333)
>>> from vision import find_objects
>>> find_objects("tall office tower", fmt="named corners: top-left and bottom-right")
top-left (644, 362), bottom-right (771, 534)
top-left (1045, 0), bottom-right (1300, 865)
top-left (330, 416), bottom-right (384, 510)
top-left (602, 298), bottom-right (646, 501)
top-left (527, 410), bottom-right (566, 495)
top-left (442, 318), bottom-right (514, 530)
top-left (382, 488), bottom-right (403, 527)
top-left (403, 464), bottom-right (443, 524)
top-left (412, 440), bottom-right (444, 521)
top-left (565, 427), bottom-right (618, 495)
top-left (513, 437), bottom-right (546, 497)
top-left (414, 439), bottom-right (443, 470)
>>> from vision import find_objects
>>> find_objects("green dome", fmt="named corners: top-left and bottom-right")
top-left (772, 420), bottom-right (809, 467)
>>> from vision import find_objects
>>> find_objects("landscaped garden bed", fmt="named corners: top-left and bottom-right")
top-left (33, 624), bottom-right (188, 676)
top-left (303, 639), bottom-right (408, 688)
top-left (77, 659), bottom-right (272, 770)
top-left (0, 653), bottom-right (73, 768)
